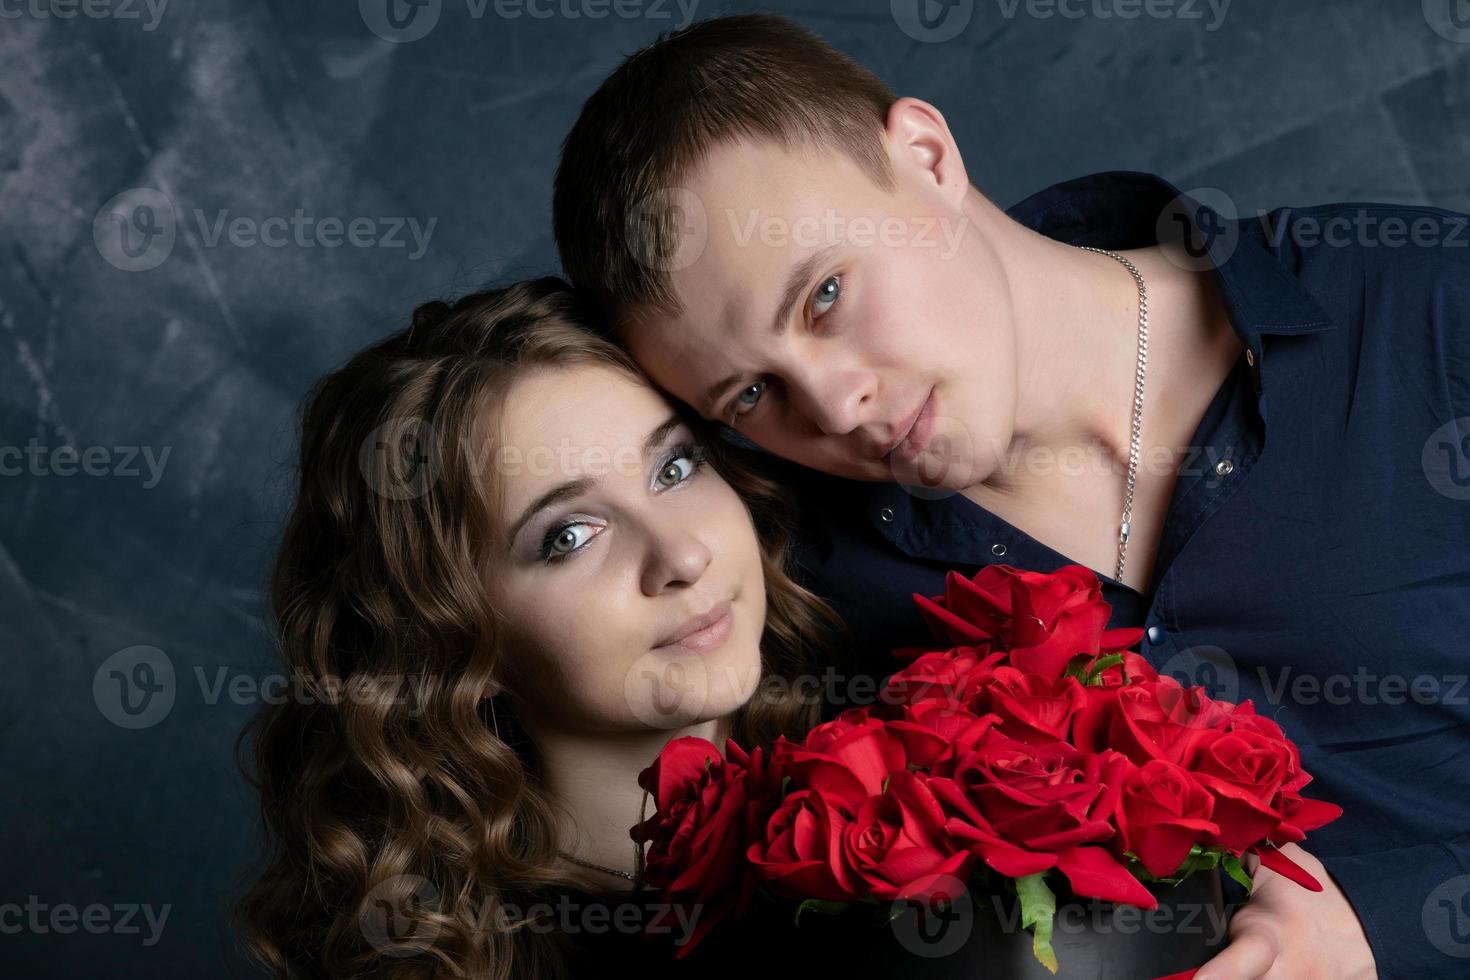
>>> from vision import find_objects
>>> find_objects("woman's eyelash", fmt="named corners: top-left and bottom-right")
top-left (537, 442), bottom-right (708, 564)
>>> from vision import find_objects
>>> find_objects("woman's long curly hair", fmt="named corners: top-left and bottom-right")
top-left (231, 276), bottom-right (848, 979)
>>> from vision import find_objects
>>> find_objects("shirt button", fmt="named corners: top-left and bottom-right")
top-left (1146, 625), bottom-right (1164, 645)
top-left (1214, 458), bottom-right (1234, 476)
top-left (879, 507), bottom-right (894, 522)
top-left (991, 543), bottom-right (1007, 556)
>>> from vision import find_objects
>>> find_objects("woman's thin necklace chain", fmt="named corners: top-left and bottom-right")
top-left (1076, 245), bottom-right (1149, 585)
top-left (486, 696), bottom-right (643, 884)
top-left (557, 849), bottom-right (637, 882)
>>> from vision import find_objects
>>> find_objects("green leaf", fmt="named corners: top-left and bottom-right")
top-left (1156, 845), bottom-right (1222, 884)
top-left (793, 898), bottom-right (852, 926)
top-left (1015, 873), bottom-right (1060, 974)
top-left (1063, 657), bottom-right (1091, 683)
top-left (1084, 654), bottom-right (1124, 686)
top-left (881, 773), bottom-right (891, 793)
top-left (1222, 853), bottom-right (1253, 894)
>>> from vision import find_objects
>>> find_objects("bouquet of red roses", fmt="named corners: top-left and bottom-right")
top-left (630, 564), bottom-right (1341, 972)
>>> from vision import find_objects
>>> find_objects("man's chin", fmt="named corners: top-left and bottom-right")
top-left (881, 454), bottom-right (975, 495)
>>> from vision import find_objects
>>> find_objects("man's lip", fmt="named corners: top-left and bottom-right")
top-left (654, 599), bottom-right (733, 648)
top-left (885, 387), bottom-right (934, 460)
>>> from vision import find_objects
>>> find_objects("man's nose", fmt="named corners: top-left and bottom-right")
top-left (792, 364), bottom-right (875, 436)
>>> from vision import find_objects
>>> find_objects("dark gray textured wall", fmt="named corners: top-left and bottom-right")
top-left (3, 1), bottom-right (1467, 976)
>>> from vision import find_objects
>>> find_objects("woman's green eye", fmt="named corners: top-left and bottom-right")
top-left (812, 275), bottom-right (840, 316)
top-left (547, 525), bottom-right (590, 556)
top-left (657, 456), bottom-right (693, 487)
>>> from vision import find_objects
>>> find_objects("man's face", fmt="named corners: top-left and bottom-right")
top-left (617, 132), bottom-right (1017, 492)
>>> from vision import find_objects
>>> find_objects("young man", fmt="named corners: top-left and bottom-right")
top-left (553, 14), bottom-right (1470, 979)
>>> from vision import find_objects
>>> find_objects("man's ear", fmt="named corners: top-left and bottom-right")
top-left (884, 96), bottom-right (970, 208)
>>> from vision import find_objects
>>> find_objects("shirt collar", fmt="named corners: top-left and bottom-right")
top-left (1003, 170), bottom-right (1337, 349)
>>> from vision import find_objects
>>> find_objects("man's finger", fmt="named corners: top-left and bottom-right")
top-left (1194, 929), bottom-right (1278, 980)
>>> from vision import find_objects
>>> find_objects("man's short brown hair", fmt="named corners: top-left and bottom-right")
top-left (552, 13), bottom-right (897, 323)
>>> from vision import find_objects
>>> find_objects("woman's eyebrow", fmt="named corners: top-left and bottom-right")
top-left (505, 413), bottom-right (684, 543)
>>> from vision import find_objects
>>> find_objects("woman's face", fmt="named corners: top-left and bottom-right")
top-left (484, 363), bottom-right (767, 732)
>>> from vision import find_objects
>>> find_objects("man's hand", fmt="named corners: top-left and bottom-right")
top-left (1195, 843), bottom-right (1377, 980)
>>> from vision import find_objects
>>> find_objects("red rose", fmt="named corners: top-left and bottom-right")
top-left (747, 787), bottom-right (868, 902)
top-left (1184, 727), bottom-right (1292, 852)
top-left (1092, 649), bottom-right (1160, 688)
top-left (1073, 677), bottom-right (1231, 767)
top-left (632, 737), bottom-right (780, 956)
top-left (839, 770), bottom-right (976, 903)
top-left (774, 710), bottom-right (925, 816)
top-left (881, 645), bottom-right (1005, 713)
top-left (911, 565), bottom-right (1144, 678)
top-left (1113, 759), bottom-right (1221, 878)
top-left (978, 667), bottom-right (1089, 745)
top-left (1221, 707), bottom-right (1305, 791)
top-left (1278, 789), bottom-right (1343, 843)
top-left (931, 730), bottom-right (1157, 908)
top-left (886, 699), bottom-right (998, 767)
top-left (1216, 706), bottom-right (1341, 844)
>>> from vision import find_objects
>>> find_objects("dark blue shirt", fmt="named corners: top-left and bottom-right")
top-left (727, 172), bottom-right (1470, 979)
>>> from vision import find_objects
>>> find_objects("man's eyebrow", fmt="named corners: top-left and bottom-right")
top-left (701, 243), bottom-right (843, 419)
top-left (505, 413), bottom-right (685, 545)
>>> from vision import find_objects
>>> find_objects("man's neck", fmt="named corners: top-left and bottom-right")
top-left (976, 196), bottom-right (1235, 501)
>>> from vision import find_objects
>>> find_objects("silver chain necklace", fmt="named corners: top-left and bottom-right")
top-left (557, 848), bottom-right (638, 882)
top-left (1076, 245), bottom-right (1149, 585)
top-left (487, 697), bottom-right (645, 885)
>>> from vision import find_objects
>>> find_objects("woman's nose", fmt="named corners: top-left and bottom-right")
top-left (640, 522), bottom-right (714, 595)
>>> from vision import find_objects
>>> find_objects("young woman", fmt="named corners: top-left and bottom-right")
top-left (231, 277), bottom-right (848, 979)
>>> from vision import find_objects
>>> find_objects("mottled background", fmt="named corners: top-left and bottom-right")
top-left (3, 1), bottom-right (1467, 976)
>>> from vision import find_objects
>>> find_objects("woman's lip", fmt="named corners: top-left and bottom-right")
top-left (654, 601), bottom-right (734, 653)
top-left (891, 387), bottom-right (936, 463)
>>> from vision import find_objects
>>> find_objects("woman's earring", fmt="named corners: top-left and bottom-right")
top-left (487, 695), bottom-right (502, 741)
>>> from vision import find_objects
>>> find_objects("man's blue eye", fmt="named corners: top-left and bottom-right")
top-left (812, 275), bottom-right (840, 316)
top-left (737, 382), bottom-right (764, 407)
